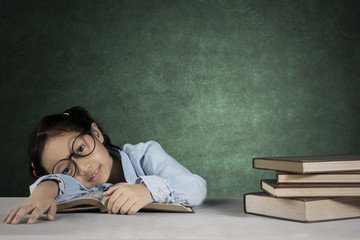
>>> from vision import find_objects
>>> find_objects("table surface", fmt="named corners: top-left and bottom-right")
top-left (1, 197), bottom-right (359, 240)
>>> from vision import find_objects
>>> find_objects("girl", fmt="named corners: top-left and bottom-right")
top-left (3, 106), bottom-right (207, 224)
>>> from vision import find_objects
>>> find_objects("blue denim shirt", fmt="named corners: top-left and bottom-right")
top-left (29, 141), bottom-right (207, 206)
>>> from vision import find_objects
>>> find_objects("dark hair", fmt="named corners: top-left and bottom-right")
top-left (29, 106), bottom-right (116, 179)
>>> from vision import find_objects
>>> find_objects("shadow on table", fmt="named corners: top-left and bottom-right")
top-left (196, 198), bottom-right (246, 217)
top-left (13, 213), bottom-right (67, 225)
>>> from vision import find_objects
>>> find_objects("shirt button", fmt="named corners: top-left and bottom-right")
top-left (158, 191), bottom-right (164, 197)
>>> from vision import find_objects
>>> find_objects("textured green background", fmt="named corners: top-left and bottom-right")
top-left (1, 0), bottom-right (360, 197)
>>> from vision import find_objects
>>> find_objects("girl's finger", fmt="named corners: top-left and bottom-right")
top-left (119, 199), bottom-right (136, 215)
top-left (112, 195), bottom-right (129, 214)
top-left (103, 186), bottom-right (118, 196)
top-left (107, 189), bottom-right (123, 213)
top-left (103, 183), bottom-right (129, 196)
top-left (27, 207), bottom-right (43, 224)
top-left (11, 206), bottom-right (35, 224)
top-left (46, 201), bottom-right (57, 221)
top-left (4, 207), bottom-right (20, 224)
top-left (6, 207), bottom-right (23, 224)
top-left (3, 210), bottom-right (12, 222)
top-left (127, 202), bottom-right (142, 215)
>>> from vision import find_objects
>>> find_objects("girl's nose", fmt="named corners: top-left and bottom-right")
top-left (76, 160), bottom-right (91, 176)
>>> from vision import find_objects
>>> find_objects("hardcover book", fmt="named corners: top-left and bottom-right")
top-left (244, 192), bottom-right (360, 223)
top-left (253, 155), bottom-right (360, 173)
top-left (276, 171), bottom-right (360, 183)
top-left (261, 179), bottom-right (360, 198)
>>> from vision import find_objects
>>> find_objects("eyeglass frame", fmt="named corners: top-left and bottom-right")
top-left (51, 130), bottom-right (96, 177)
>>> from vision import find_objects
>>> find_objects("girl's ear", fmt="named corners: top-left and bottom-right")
top-left (91, 122), bottom-right (104, 143)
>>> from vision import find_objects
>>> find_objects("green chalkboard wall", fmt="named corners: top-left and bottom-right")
top-left (1, 0), bottom-right (360, 197)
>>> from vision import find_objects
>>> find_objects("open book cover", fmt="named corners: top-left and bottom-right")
top-left (57, 191), bottom-right (194, 213)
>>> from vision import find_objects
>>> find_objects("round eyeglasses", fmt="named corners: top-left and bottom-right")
top-left (51, 132), bottom-right (96, 177)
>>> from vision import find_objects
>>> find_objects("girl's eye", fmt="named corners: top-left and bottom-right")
top-left (63, 167), bottom-right (71, 175)
top-left (77, 145), bottom-right (85, 155)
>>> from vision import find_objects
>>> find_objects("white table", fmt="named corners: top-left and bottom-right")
top-left (1, 198), bottom-right (359, 240)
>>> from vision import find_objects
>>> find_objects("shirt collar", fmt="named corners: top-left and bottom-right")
top-left (108, 147), bottom-right (138, 183)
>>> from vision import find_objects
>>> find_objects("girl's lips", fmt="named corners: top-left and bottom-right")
top-left (89, 167), bottom-right (100, 182)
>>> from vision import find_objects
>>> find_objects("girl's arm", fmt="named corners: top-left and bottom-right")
top-left (102, 141), bottom-right (206, 215)
top-left (3, 180), bottom-right (58, 224)
top-left (3, 174), bottom-right (109, 223)
top-left (29, 174), bottom-right (112, 204)
top-left (123, 141), bottom-right (207, 206)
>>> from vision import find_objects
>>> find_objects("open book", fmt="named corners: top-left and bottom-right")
top-left (56, 191), bottom-right (194, 213)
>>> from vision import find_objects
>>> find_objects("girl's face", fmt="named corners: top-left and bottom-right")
top-left (41, 123), bottom-right (113, 189)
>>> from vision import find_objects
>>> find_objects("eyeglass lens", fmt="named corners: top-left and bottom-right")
top-left (52, 133), bottom-right (95, 176)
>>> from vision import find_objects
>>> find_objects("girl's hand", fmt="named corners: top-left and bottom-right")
top-left (3, 180), bottom-right (58, 224)
top-left (103, 183), bottom-right (152, 215)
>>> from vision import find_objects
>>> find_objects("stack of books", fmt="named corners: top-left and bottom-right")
top-left (244, 155), bottom-right (360, 223)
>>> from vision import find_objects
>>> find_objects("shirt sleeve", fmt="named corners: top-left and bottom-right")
top-left (29, 174), bottom-right (112, 204)
top-left (124, 141), bottom-right (207, 206)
